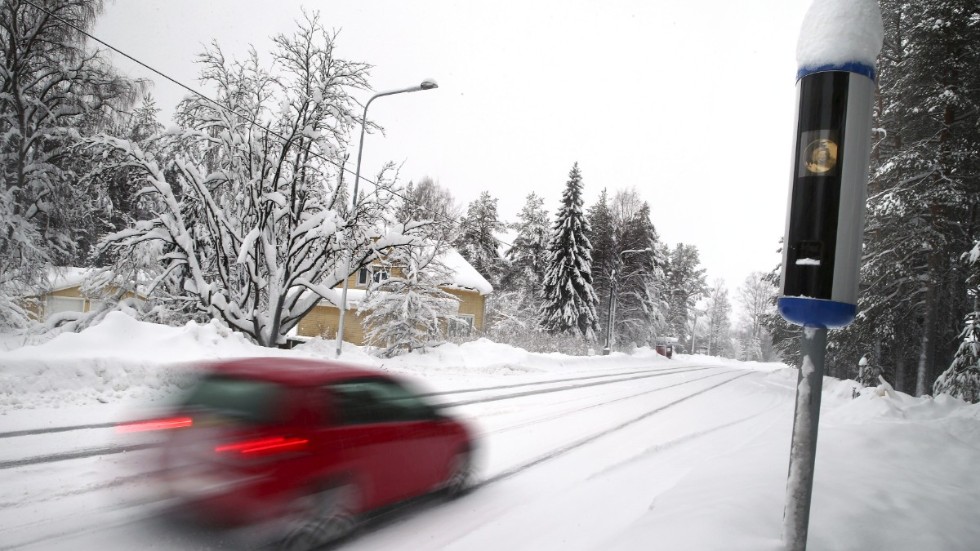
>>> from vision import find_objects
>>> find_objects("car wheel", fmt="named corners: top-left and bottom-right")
top-left (444, 450), bottom-right (472, 499)
top-left (279, 481), bottom-right (359, 551)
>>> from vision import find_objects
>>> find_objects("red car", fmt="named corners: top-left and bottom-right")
top-left (120, 357), bottom-right (474, 549)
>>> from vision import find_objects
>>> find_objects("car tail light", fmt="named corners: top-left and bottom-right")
top-left (214, 436), bottom-right (309, 456)
top-left (116, 416), bottom-right (194, 433)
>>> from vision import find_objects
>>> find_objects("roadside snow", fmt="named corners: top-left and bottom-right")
top-left (0, 312), bottom-right (671, 411)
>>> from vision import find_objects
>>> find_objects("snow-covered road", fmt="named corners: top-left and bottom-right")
top-left (4, 317), bottom-right (980, 550)
top-left (0, 361), bottom-right (778, 550)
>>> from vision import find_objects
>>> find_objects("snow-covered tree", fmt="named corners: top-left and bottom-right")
top-left (489, 192), bottom-right (551, 340)
top-left (855, 0), bottom-right (980, 394)
top-left (455, 191), bottom-right (505, 288)
top-left (86, 14), bottom-right (416, 346)
top-left (735, 271), bottom-right (776, 361)
top-left (663, 243), bottom-right (708, 348)
top-left (0, 0), bottom-right (137, 328)
top-left (611, 198), bottom-right (665, 348)
top-left (501, 192), bottom-right (550, 297)
top-left (395, 177), bottom-right (459, 243)
top-left (586, 189), bottom-right (616, 332)
top-left (360, 243), bottom-right (460, 357)
top-left (933, 314), bottom-right (980, 403)
top-left (858, 354), bottom-right (883, 388)
top-left (705, 280), bottom-right (733, 357)
top-left (84, 94), bottom-right (164, 265)
top-left (539, 162), bottom-right (599, 340)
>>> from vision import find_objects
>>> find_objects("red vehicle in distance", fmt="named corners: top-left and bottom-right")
top-left (119, 357), bottom-right (474, 550)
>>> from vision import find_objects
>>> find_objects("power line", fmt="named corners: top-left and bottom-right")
top-left (22, 0), bottom-right (516, 250)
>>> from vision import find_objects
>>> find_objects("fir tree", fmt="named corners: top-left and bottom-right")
top-left (933, 314), bottom-right (980, 403)
top-left (539, 163), bottom-right (599, 340)
top-left (856, 0), bottom-right (980, 393)
top-left (586, 189), bottom-right (616, 336)
top-left (501, 192), bottom-right (550, 297)
top-left (858, 355), bottom-right (883, 388)
top-left (455, 191), bottom-right (506, 288)
top-left (613, 201), bottom-right (665, 347)
top-left (663, 243), bottom-right (708, 347)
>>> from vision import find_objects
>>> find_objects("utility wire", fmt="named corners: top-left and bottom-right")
top-left (23, 0), bottom-right (516, 250)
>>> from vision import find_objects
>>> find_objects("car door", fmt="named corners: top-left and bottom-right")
top-left (326, 379), bottom-right (435, 506)
top-left (365, 378), bottom-right (454, 492)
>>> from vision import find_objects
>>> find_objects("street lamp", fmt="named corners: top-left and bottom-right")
top-left (335, 79), bottom-right (439, 357)
top-left (602, 248), bottom-right (651, 355)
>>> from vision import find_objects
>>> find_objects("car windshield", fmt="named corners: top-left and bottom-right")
top-left (182, 376), bottom-right (283, 424)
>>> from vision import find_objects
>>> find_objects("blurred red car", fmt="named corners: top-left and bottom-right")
top-left (120, 357), bottom-right (474, 549)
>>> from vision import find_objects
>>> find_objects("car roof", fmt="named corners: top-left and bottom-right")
top-left (201, 357), bottom-right (390, 387)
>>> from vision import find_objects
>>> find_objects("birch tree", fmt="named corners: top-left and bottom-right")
top-left (86, 14), bottom-right (416, 346)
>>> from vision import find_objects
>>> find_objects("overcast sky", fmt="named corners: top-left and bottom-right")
top-left (94, 0), bottom-right (813, 302)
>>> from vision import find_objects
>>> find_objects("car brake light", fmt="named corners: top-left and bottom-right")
top-left (214, 436), bottom-right (309, 456)
top-left (116, 416), bottom-right (194, 433)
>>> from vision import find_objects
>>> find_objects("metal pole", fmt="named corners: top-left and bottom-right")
top-left (783, 326), bottom-right (828, 551)
top-left (335, 98), bottom-right (371, 358)
top-left (690, 311), bottom-right (697, 355)
top-left (334, 82), bottom-right (436, 357)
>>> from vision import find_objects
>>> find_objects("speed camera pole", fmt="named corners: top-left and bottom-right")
top-left (782, 326), bottom-right (827, 550)
top-left (777, 1), bottom-right (882, 549)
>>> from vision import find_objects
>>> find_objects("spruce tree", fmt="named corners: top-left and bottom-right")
top-left (856, 0), bottom-right (980, 394)
top-left (539, 163), bottom-right (599, 340)
top-left (933, 314), bottom-right (980, 403)
top-left (586, 189), bottom-right (616, 340)
top-left (501, 192), bottom-right (550, 297)
top-left (663, 243), bottom-right (708, 347)
top-left (613, 201), bottom-right (665, 347)
top-left (455, 191), bottom-right (506, 288)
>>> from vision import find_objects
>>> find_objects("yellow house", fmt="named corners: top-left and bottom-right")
top-left (26, 267), bottom-right (145, 321)
top-left (297, 248), bottom-right (493, 345)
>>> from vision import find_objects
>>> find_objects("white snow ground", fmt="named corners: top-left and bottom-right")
top-left (1, 313), bottom-right (979, 550)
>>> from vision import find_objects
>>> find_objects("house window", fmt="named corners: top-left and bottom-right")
top-left (44, 296), bottom-right (85, 319)
top-left (372, 268), bottom-right (390, 284)
top-left (357, 267), bottom-right (370, 287)
top-left (448, 314), bottom-right (475, 337)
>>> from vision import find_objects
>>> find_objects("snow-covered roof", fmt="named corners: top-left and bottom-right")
top-left (37, 267), bottom-right (149, 297)
top-left (438, 248), bottom-right (493, 296)
top-left (46, 267), bottom-right (96, 292)
top-left (796, 0), bottom-right (883, 71)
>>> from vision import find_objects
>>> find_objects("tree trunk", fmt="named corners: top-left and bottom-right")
top-left (894, 354), bottom-right (905, 393)
top-left (915, 281), bottom-right (938, 396)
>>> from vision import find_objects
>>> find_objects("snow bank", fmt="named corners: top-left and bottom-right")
top-left (0, 312), bottom-right (278, 410)
top-left (602, 373), bottom-right (980, 550)
top-left (796, 0), bottom-right (883, 71)
top-left (0, 313), bottom-right (667, 411)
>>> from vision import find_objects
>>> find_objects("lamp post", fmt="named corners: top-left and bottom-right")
top-left (335, 79), bottom-right (439, 357)
top-left (602, 248), bottom-right (651, 355)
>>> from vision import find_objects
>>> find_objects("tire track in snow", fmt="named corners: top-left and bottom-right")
top-left (348, 371), bottom-right (757, 544)
top-left (479, 371), bottom-right (755, 486)
top-left (0, 443), bottom-right (157, 470)
top-left (480, 369), bottom-right (736, 437)
top-left (0, 364), bottom-right (703, 440)
top-left (0, 365), bottom-right (719, 470)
